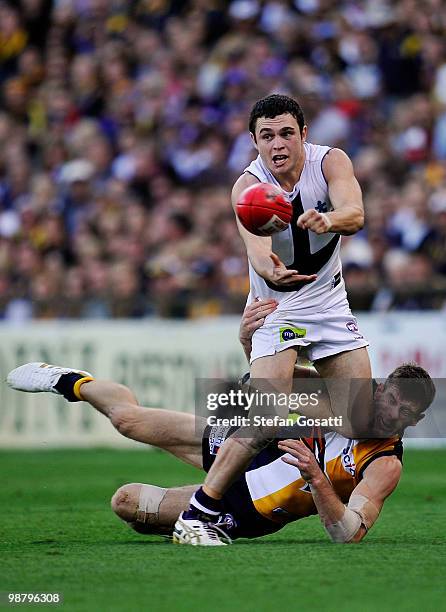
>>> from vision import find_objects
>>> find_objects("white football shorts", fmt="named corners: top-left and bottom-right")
top-left (250, 299), bottom-right (369, 364)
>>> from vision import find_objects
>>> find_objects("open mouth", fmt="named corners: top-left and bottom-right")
top-left (272, 154), bottom-right (288, 167)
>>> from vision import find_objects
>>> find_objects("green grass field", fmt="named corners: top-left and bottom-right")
top-left (1, 448), bottom-right (445, 612)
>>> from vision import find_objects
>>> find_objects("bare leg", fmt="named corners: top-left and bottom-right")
top-left (203, 348), bottom-right (298, 498)
top-left (79, 380), bottom-right (206, 468)
top-left (111, 483), bottom-right (200, 535)
top-left (314, 347), bottom-right (373, 436)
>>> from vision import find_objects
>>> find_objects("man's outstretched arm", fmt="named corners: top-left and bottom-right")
top-left (278, 439), bottom-right (401, 542)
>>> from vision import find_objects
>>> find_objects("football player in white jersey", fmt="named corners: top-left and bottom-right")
top-left (176, 94), bottom-right (375, 543)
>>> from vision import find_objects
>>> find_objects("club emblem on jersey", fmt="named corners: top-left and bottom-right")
top-left (315, 200), bottom-right (328, 213)
top-left (280, 326), bottom-right (306, 342)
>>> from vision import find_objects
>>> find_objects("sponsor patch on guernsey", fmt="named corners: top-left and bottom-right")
top-left (279, 326), bottom-right (307, 342)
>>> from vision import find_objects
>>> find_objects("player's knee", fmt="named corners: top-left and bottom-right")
top-left (112, 382), bottom-right (137, 403)
top-left (250, 430), bottom-right (274, 451)
top-left (233, 431), bottom-right (272, 453)
top-left (109, 405), bottom-right (137, 438)
top-left (249, 422), bottom-right (277, 448)
top-left (112, 483), bottom-right (169, 535)
top-left (111, 484), bottom-right (139, 522)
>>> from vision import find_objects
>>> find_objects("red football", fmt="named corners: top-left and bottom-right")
top-left (236, 183), bottom-right (292, 236)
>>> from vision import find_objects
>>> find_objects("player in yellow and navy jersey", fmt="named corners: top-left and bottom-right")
top-left (196, 421), bottom-right (404, 540)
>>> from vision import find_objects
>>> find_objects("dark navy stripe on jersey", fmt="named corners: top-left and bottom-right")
top-left (265, 192), bottom-right (340, 293)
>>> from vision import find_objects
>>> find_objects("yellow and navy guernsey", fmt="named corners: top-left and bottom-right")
top-left (245, 430), bottom-right (402, 523)
top-left (203, 424), bottom-right (402, 538)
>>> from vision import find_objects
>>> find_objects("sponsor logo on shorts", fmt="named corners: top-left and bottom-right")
top-left (346, 320), bottom-right (358, 332)
top-left (280, 326), bottom-right (306, 342)
top-left (346, 319), bottom-right (364, 338)
top-left (208, 425), bottom-right (231, 455)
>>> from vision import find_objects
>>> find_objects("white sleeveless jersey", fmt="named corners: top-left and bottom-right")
top-left (244, 142), bottom-right (347, 314)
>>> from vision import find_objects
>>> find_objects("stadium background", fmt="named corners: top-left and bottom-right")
top-left (1, 0), bottom-right (446, 445)
top-left (1, 2), bottom-right (446, 610)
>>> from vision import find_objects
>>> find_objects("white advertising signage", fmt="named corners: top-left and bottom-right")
top-left (1, 314), bottom-right (445, 447)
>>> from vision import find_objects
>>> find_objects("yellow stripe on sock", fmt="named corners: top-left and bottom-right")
top-left (73, 376), bottom-right (94, 400)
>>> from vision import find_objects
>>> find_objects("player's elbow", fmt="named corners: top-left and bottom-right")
top-left (323, 505), bottom-right (365, 543)
top-left (355, 211), bottom-right (365, 232)
top-left (386, 456), bottom-right (403, 480)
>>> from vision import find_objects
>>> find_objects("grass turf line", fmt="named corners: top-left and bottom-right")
top-left (0, 448), bottom-right (445, 612)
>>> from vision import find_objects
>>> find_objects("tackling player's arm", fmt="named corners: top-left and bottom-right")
top-left (278, 439), bottom-right (402, 543)
top-left (297, 149), bottom-right (364, 236)
top-left (232, 174), bottom-right (317, 286)
top-left (239, 297), bottom-right (278, 360)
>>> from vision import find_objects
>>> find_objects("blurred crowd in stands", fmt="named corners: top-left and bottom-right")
top-left (1, 0), bottom-right (446, 319)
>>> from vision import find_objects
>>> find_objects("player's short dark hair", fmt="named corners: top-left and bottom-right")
top-left (387, 362), bottom-right (436, 414)
top-left (249, 94), bottom-right (305, 137)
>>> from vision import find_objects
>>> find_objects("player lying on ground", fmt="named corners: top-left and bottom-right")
top-left (7, 311), bottom-right (435, 546)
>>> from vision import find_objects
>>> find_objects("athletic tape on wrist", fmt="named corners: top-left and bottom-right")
top-left (324, 505), bottom-right (362, 543)
top-left (321, 493), bottom-right (379, 543)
